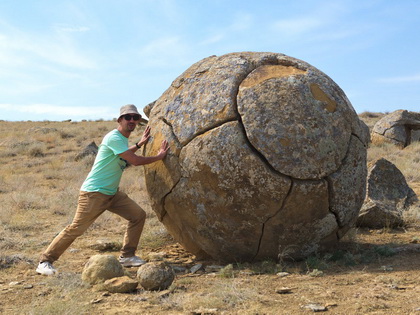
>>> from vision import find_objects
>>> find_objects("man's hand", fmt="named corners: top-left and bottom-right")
top-left (138, 126), bottom-right (151, 147)
top-left (157, 140), bottom-right (170, 159)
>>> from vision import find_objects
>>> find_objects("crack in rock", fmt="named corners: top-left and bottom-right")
top-left (252, 180), bottom-right (294, 261)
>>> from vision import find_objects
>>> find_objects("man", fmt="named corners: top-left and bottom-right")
top-left (36, 104), bottom-right (169, 275)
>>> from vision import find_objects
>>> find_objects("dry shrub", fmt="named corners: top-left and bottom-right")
top-left (358, 111), bottom-right (385, 130)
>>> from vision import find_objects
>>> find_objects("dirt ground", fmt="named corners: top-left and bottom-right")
top-left (1, 226), bottom-right (419, 314)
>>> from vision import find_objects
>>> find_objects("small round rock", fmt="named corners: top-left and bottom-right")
top-left (136, 262), bottom-right (175, 291)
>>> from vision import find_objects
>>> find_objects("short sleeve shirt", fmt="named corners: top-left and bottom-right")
top-left (81, 129), bottom-right (129, 195)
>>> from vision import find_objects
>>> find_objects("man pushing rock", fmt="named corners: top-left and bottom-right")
top-left (36, 104), bottom-right (169, 275)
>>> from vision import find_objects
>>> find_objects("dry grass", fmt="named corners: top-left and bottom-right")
top-left (0, 116), bottom-right (419, 315)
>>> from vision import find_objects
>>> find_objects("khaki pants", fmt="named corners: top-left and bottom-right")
top-left (40, 191), bottom-right (146, 263)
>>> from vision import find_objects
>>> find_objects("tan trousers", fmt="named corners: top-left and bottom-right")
top-left (40, 191), bottom-right (146, 263)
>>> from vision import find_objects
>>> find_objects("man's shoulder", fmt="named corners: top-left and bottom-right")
top-left (103, 129), bottom-right (125, 143)
top-left (101, 129), bottom-right (128, 154)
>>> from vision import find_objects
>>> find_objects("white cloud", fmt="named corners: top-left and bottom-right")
top-left (53, 24), bottom-right (90, 33)
top-left (0, 103), bottom-right (114, 118)
top-left (0, 20), bottom-right (96, 70)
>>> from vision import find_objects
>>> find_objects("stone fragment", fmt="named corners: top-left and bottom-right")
top-left (276, 287), bottom-right (293, 294)
top-left (303, 303), bottom-right (328, 312)
top-left (103, 276), bottom-right (138, 293)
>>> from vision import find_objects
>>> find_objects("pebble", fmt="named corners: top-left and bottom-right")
top-left (190, 264), bottom-right (203, 274)
top-left (9, 281), bottom-right (21, 286)
top-left (303, 303), bottom-right (328, 312)
top-left (276, 287), bottom-right (293, 294)
top-left (276, 272), bottom-right (290, 277)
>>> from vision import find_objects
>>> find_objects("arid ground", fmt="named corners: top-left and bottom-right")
top-left (0, 113), bottom-right (419, 314)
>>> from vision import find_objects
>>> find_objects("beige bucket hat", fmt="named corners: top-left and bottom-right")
top-left (119, 104), bottom-right (141, 117)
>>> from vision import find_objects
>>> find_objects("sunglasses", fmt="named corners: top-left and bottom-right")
top-left (123, 114), bottom-right (141, 121)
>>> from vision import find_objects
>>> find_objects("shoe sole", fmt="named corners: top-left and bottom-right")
top-left (36, 269), bottom-right (56, 276)
top-left (120, 263), bottom-right (145, 267)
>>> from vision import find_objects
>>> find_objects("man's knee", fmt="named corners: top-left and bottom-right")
top-left (133, 206), bottom-right (146, 223)
top-left (63, 223), bottom-right (89, 237)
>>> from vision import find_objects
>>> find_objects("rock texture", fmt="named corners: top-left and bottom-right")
top-left (103, 276), bottom-right (138, 293)
top-left (371, 110), bottom-right (420, 148)
top-left (136, 262), bottom-right (175, 291)
top-left (357, 158), bottom-right (418, 228)
top-left (82, 255), bottom-right (124, 285)
top-left (75, 141), bottom-right (98, 161)
top-left (142, 52), bottom-right (369, 261)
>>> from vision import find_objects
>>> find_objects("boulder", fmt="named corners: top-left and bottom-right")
top-left (136, 262), bottom-right (175, 291)
top-left (103, 276), bottom-right (138, 293)
top-left (371, 110), bottom-right (420, 148)
top-left (357, 158), bottom-right (418, 228)
top-left (82, 255), bottom-right (124, 285)
top-left (143, 52), bottom-right (370, 261)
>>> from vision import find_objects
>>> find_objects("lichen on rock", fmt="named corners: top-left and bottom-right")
top-left (143, 52), bottom-right (369, 261)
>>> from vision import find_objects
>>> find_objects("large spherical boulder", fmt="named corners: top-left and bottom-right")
top-left (143, 52), bottom-right (370, 261)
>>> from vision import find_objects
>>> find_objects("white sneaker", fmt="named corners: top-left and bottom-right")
top-left (119, 255), bottom-right (146, 267)
top-left (36, 261), bottom-right (57, 275)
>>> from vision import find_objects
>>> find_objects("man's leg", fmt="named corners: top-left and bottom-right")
top-left (40, 191), bottom-right (110, 263)
top-left (108, 191), bottom-right (146, 258)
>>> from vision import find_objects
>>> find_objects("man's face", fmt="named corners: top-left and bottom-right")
top-left (119, 113), bottom-right (141, 132)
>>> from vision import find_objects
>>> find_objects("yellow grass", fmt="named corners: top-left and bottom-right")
top-left (0, 116), bottom-right (419, 315)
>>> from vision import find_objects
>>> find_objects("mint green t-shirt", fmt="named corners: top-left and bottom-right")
top-left (81, 129), bottom-right (129, 195)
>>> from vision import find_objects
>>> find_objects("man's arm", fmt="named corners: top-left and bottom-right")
top-left (119, 140), bottom-right (169, 166)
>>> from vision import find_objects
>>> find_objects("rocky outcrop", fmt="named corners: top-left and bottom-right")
top-left (357, 158), bottom-right (418, 228)
top-left (371, 110), bottom-right (420, 148)
top-left (75, 141), bottom-right (98, 161)
top-left (142, 52), bottom-right (369, 261)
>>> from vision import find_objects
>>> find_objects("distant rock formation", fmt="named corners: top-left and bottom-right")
top-left (357, 158), bottom-right (418, 228)
top-left (143, 52), bottom-right (369, 261)
top-left (371, 110), bottom-right (420, 148)
top-left (75, 141), bottom-right (98, 161)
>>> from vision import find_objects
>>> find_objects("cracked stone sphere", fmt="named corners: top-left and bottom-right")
top-left (142, 52), bottom-right (370, 262)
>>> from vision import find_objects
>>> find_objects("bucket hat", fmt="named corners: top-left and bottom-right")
top-left (119, 104), bottom-right (140, 117)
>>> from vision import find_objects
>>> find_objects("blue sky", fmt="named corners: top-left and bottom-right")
top-left (0, 0), bottom-right (419, 121)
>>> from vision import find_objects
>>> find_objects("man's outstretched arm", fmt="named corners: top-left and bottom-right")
top-left (119, 139), bottom-right (169, 166)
